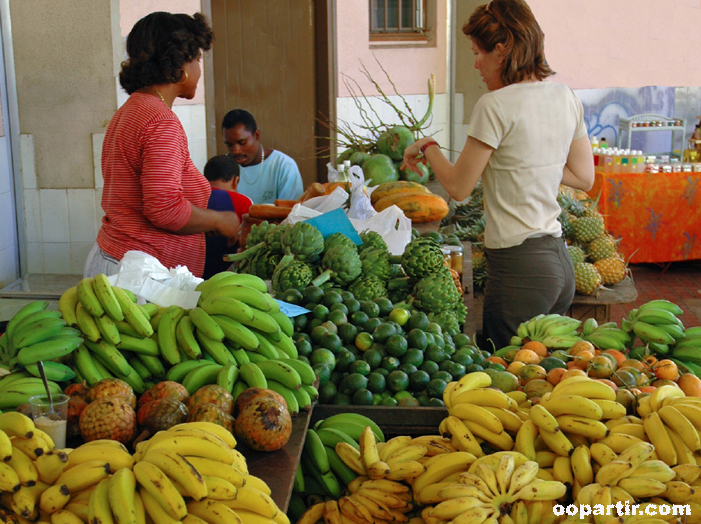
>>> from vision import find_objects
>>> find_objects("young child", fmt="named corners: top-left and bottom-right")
top-left (202, 155), bottom-right (253, 278)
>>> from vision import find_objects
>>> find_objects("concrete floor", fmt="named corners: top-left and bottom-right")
top-left (0, 274), bottom-right (82, 323)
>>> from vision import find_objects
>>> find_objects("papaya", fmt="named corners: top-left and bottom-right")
top-left (323, 181), bottom-right (352, 195)
top-left (370, 180), bottom-right (432, 206)
top-left (374, 192), bottom-right (449, 223)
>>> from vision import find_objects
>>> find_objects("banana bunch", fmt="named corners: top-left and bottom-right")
top-left (296, 476), bottom-right (413, 524)
top-left (0, 370), bottom-right (64, 411)
top-left (581, 318), bottom-right (632, 351)
top-left (622, 299), bottom-right (686, 355)
top-left (0, 300), bottom-right (82, 377)
top-left (671, 326), bottom-right (701, 375)
top-left (440, 372), bottom-right (519, 455)
top-left (420, 451), bottom-right (566, 524)
top-left (510, 313), bottom-right (583, 349)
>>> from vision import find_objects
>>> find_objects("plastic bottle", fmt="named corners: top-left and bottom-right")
top-left (592, 148), bottom-right (600, 168)
top-left (591, 136), bottom-right (599, 150)
top-left (636, 151), bottom-right (645, 173)
top-left (612, 149), bottom-right (623, 174)
top-left (600, 137), bottom-right (609, 149)
top-left (602, 149), bottom-right (614, 173)
top-left (621, 149), bottom-right (630, 173)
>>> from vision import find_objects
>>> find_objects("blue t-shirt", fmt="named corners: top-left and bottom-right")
top-left (202, 189), bottom-right (252, 279)
top-left (236, 150), bottom-right (303, 204)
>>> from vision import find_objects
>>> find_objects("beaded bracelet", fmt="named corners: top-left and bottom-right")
top-left (419, 140), bottom-right (439, 156)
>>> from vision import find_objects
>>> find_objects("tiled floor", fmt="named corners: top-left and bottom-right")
top-left (611, 261), bottom-right (701, 328)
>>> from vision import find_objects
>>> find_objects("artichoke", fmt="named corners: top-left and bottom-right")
top-left (251, 248), bottom-right (281, 280)
top-left (358, 230), bottom-right (388, 253)
top-left (312, 245), bottom-right (362, 287)
top-left (281, 222), bottom-right (324, 263)
top-left (324, 232), bottom-right (357, 254)
top-left (264, 224), bottom-right (287, 255)
top-left (349, 275), bottom-right (388, 302)
top-left (387, 276), bottom-right (413, 304)
top-left (359, 248), bottom-right (391, 280)
top-left (271, 254), bottom-right (313, 295)
top-left (428, 310), bottom-right (461, 337)
top-left (390, 237), bottom-right (445, 279)
top-left (246, 220), bottom-right (275, 247)
top-left (413, 266), bottom-right (461, 314)
top-left (224, 241), bottom-right (265, 263)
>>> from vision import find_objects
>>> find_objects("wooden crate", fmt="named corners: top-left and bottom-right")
top-left (567, 277), bottom-right (637, 323)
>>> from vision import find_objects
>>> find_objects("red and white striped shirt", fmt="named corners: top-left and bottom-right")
top-left (97, 93), bottom-right (211, 277)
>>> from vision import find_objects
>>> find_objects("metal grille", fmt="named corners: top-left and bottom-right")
top-left (370, 0), bottom-right (425, 34)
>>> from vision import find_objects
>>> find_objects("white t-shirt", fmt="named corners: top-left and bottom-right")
top-left (468, 81), bottom-right (587, 249)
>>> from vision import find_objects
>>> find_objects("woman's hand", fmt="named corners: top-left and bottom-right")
top-left (216, 211), bottom-right (241, 246)
top-left (401, 138), bottom-right (433, 176)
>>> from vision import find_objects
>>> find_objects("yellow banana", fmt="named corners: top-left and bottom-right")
top-left (182, 456), bottom-right (246, 487)
top-left (643, 412), bottom-right (678, 466)
top-left (552, 456), bottom-right (574, 487)
top-left (0, 461), bottom-right (21, 493)
top-left (662, 480), bottom-right (696, 504)
top-left (529, 404), bottom-right (560, 433)
top-left (322, 499), bottom-right (342, 524)
top-left (11, 435), bottom-right (51, 461)
top-left (429, 495), bottom-right (489, 520)
top-left (295, 502), bottom-right (324, 524)
top-left (39, 484), bottom-right (71, 514)
top-left (379, 436), bottom-right (412, 462)
top-left (88, 477), bottom-right (113, 524)
top-left (673, 464), bottom-right (701, 484)
top-left (443, 416), bottom-right (484, 457)
top-left (11, 481), bottom-right (50, 519)
top-left (0, 430), bottom-right (12, 462)
top-left (649, 384), bottom-right (685, 412)
top-left (514, 420), bottom-right (538, 461)
top-left (555, 415), bottom-right (609, 439)
top-left (138, 488), bottom-right (180, 524)
top-left (65, 445), bottom-right (134, 473)
top-left (169, 422), bottom-right (236, 449)
top-left (594, 460), bottom-right (633, 486)
top-left (617, 441), bottom-right (655, 469)
top-left (609, 485), bottom-right (635, 505)
top-left (673, 403), bottom-right (701, 431)
top-left (463, 420), bottom-right (514, 451)
top-left (451, 387), bottom-right (513, 410)
top-left (507, 461), bottom-right (540, 496)
top-left (50, 509), bottom-right (84, 524)
top-left (666, 424), bottom-right (696, 465)
top-left (570, 446), bottom-right (593, 487)
top-left (412, 451), bottom-right (476, 497)
top-left (482, 406), bottom-right (523, 433)
top-left (636, 395), bottom-right (653, 417)
top-left (617, 477), bottom-right (668, 498)
top-left (220, 485), bottom-right (277, 518)
top-left (0, 412), bottom-right (36, 438)
top-left (658, 405), bottom-right (701, 452)
top-left (450, 403), bottom-right (505, 434)
top-left (350, 492), bottom-right (395, 521)
top-left (385, 445), bottom-right (428, 466)
top-left (357, 487), bottom-right (412, 510)
top-left (496, 453), bottom-right (516, 495)
top-left (541, 395), bottom-right (603, 420)
top-left (609, 423), bottom-right (647, 440)
top-left (334, 442), bottom-right (366, 476)
top-left (142, 449), bottom-right (207, 502)
top-left (143, 435), bottom-right (235, 466)
top-left (549, 380), bottom-right (616, 401)
top-left (365, 460), bottom-right (390, 480)
top-left (385, 460), bottom-right (424, 481)
top-left (108, 468), bottom-right (137, 524)
top-left (449, 372), bottom-right (493, 403)
top-left (202, 476), bottom-right (239, 501)
top-left (597, 433), bottom-right (645, 454)
top-left (513, 479), bottom-right (567, 501)
top-left (359, 426), bottom-right (380, 471)
top-left (538, 428), bottom-right (574, 458)
top-left (132, 461), bottom-right (187, 520)
top-left (133, 491), bottom-right (146, 524)
top-left (242, 475), bottom-right (271, 496)
top-left (7, 446), bottom-right (39, 486)
top-left (55, 460), bottom-right (111, 494)
top-left (589, 443), bottom-right (617, 466)
top-left (36, 450), bottom-right (70, 485)
top-left (590, 399), bottom-right (626, 420)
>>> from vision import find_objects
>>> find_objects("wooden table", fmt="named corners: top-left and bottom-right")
top-left (238, 408), bottom-right (313, 512)
top-left (567, 277), bottom-right (638, 323)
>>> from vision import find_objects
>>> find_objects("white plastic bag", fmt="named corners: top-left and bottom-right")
top-left (106, 251), bottom-right (203, 308)
top-left (324, 163), bottom-right (377, 220)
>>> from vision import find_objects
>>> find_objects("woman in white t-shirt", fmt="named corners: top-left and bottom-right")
top-left (402, 0), bottom-right (595, 350)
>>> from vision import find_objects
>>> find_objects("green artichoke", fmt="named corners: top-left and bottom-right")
top-left (389, 264), bottom-right (405, 278)
top-left (358, 230), bottom-right (388, 254)
top-left (271, 254), bottom-right (313, 295)
top-left (359, 248), bottom-right (391, 280)
top-left (324, 232), bottom-right (357, 254)
top-left (312, 245), bottom-right (362, 287)
top-left (428, 310), bottom-right (461, 337)
top-left (246, 220), bottom-right (275, 247)
top-left (387, 276), bottom-right (413, 304)
top-left (390, 237), bottom-right (445, 279)
top-left (413, 266), bottom-right (461, 314)
top-left (349, 275), bottom-right (388, 302)
top-left (251, 248), bottom-right (281, 280)
top-left (281, 222), bottom-right (324, 263)
top-left (264, 224), bottom-right (288, 255)
top-left (224, 241), bottom-right (265, 263)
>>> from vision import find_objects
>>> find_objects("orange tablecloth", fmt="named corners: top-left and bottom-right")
top-left (588, 170), bottom-right (701, 263)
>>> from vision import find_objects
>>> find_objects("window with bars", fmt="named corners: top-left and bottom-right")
top-left (370, 0), bottom-right (428, 41)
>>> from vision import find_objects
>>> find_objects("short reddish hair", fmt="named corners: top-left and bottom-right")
top-left (463, 0), bottom-right (554, 86)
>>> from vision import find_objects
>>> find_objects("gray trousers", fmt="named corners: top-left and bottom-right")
top-left (483, 235), bottom-right (575, 351)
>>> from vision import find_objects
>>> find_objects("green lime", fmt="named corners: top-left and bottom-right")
top-left (431, 370), bottom-right (453, 383)
top-left (540, 356), bottom-right (568, 372)
top-left (386, 370), bottom-right (409, 393)
top-left (471, 352), bottom-right (486, 365)
top-left (310, 325), bottom-right (329, 344)
top-left (318, 380), bottom-right (337, 403)
top-left (481, 350), bottom-right (491, 359)
top-left (344, 298), bottom-right (361, 314)
top-left (406, 329), bottom-right (428, 351)
top-left (360, 301), bottom-right (381, 318)
top-left (438, 359), bottom-right (453, 372)
top-left (374, 367), bottom-right (390, 378)
top-left (352, 388), bottom-right (374, 406)
top-left (350, 311), bottom-right (370, 327)
top-left (320, 332), bottom-right (343, 353)
top-left (312, 363), bottom-right (332, 386)
top-left (380, 397), bottom-right (398, 406)
top-left (339, 373), bottom-right (369, 395)
top-left (338, 323), bottom-right (359, 344)
top-left (399, 363), bottom-right (417, 376)
top-left (419, 360), bottom-right (440, 376)
top-left (331, 393), bottom-right (351, 405)
top-left (388, 308), bottom-right (411, 326)
top-left (370, 343), bottom-right (386, 357)
top-left (310, 348), bottom-right (336, 368)
top-left (407, 311), bottom-right (430, 331)
top-left (372, 394), bottom-right (383, 405)
top-left (424, 333), bottom-right (435, 346)
top-left (363, 318), bottom-right (383, 334)
top-left (340, 290), bottom-right (355, 301)
top-left (373, 323), bottom-right (397, 344)
top-left (443, 333), bottom-right (456, 349)
top-left (295, 337), bottom-right (313, 358)
top-left (366, 372), bottom-right (386, 394)
top-left (297, 355), bottom-right (310, 365)
top-left (348, 360), bottom-right (372, 376)
top-left (329, 302), bottom-right (349, 314)
top-left (464, 363), bottom-right (484, 373)
top-left (398, 396), bottom-right (420, 407)
top-left (303, 286), bottom-right (325, 304)
top-left (329, 371), bottom-right (344, 386)
top-left (334, 350), bottom-right (357, 373)
top-left (431, 334), bottom-right (445, 349)
top-left (323, 290), bottom-right (344, 308)
top-left (426, 322), bottom-right (442, 335)
top-left (303, 302), bottom-right (319, 312)
top-left (417, 392), bottom-right (430, 406)
top-left (381, 390), bottom-right (392, 398)
top-left (362, 348), bottom-right (383, 369)
top-left (321, 321), bottom-right (338, 335)
top-left (373, 297), bottom-right (394, 317)
top-left (385, 334), bottom-right (408, 357)
top-left (280, 288), bottom-right (303, 305)
top-left (327, 310), bottom-right (348, 326)
top-left (355, 332), bottom-right (374, 352)
top-left (453, 333), bottom-right (472, 348)
top-left (293, 314), bottom-right (308, 332)
top-left (312, 304), bottom-right (330, 321)
top-left (446, 362), bottom-right (467, 379)
top-left (401, 348), bottom-right (425, 368)
top-left (393, 390), bottom-right (414, 402)
top-left (427, 397), bottom-right (446, 408)
top-left (380, 356), bottom-right (401, 372)
top-left (425, 344), bottom-right (446, 363)
top-left (409, 370), bottom-right (430, 392)
top-left (452, 349), bottom-right (473, 367)
top-left (426, 378), bottom-right (447, 399)
top-left (307, 318), bottom-right (324, 333)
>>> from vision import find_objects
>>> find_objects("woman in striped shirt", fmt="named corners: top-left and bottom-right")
top-left (84, 12), bottom-right (239, 279)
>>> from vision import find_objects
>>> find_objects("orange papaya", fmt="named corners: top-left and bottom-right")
top-left (374, 192), bottom-right (449, 223)
top-left (369, 180), bottom-right (431, 205)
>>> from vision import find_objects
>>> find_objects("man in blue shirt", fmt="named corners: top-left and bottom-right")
top-left (222, 109), bottom-right (304, 204)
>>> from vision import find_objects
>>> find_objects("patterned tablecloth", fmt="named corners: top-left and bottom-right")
top-left (588, 170), bottom-right (700, 263)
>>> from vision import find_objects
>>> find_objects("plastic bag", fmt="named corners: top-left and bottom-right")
top-left (325, 163), bottom-right (376, 220)
top-left (106, 251), bottom-right (203, 308)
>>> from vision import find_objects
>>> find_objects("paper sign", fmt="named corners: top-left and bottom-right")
top-left (274, 300), bottom-right (310, 318)
top-left (303, 207), bottom-right (363, 245)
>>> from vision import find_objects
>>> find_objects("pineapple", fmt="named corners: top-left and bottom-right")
top-left (587, 235), bottom-right (617, 262)
top-left (573, 216), bottom-right (605, 244)
top-left (574, 262), bottom-right (603, 295)
top-left (567, 245), bottom-right (586, 265)
top-left (594, 256), bottom-right (628, 285)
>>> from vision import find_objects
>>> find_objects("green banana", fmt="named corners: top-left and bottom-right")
top-left (315, 427), bottom-right (360, 451)
top-left (11, 317), bottom-right (68, 350)
top-left (11, 309), bottom-right (63, 336)
top-left (317, 413), bottom-right (385, 442)
top-left (261, 331), bottom-right (297, 359)
top-left (188, 307), bottom-right (225, 342)
top-left (216, 363), bottom-right (239, 394)
top-left (228, 347), bottom-right (250, 367)
top-left (270, 311), bottom-right (294, 338)
top-left (92, 274), bottom-right (124, 322)
top-left (95, 314), bottom-right (121, 346)
top-left (293, 464), bottom-right (304, 494)
top-left (304, 429), bottom-right (330, 474)
top-left (251, 332), bottom-right (281, 359)
top-left (72, 344), bottom-right (105, 386)
top-left (166, 359), bottom-right (219, 383)
top-left (128, 356), bottom-right (153, 382)
top-left (292, 386), bottom-right (312, 411)
top-left (175, 317), bottom-right (201, 359)
top-left (324, 445), bottom-right (358, 487)
top-left (582, 318), bottom-right (598, 336)
top-left (75, 302), bottom-right (102, 343)
top-left (58, 287), bottom-right (80, 328)
top-left (200, 297), bottom-right (254, 324)
top-left (196, 329), bottom-right (236, 365)
top-left (84, 339), bottom-right (132, 376)
top-left (24, 361), bottom-right (76, 382)
top-left (240, 309), bottom-right (279, 334)
top-left (112, 287), bottom-right (153, 338)
top-left (231, 380), bottom-right (248, 403)
top-left (633, 321), bottom-right (676, 345)
top-left (136, 354), bottom-right (167, 379)
top-left (211, 315), bottom-right (259, 351)
top-left (115, 365), bottom-right (146, 394)
top-left (244, 351), bottom-right (268, 364)
top-left (254, 360), bottom-right (302, 390)
top-left (182, 363), bottom-right (223, 395)
top-left (238, 362), bottom-right (267, 389)
top-left (157, 305), bottom-right (186, 365)
top-left (265, 379), bottom-right (299, 416)
top-left (302, 384), bottom-right (319, 401)
top-left (141, 303), bottom-right (160, 318)
top-left (636, 308), bottom-right (683, 326)
top-left (638, 299), bottom-right (684, 316)
top-left (92, 356), bottom-right (115, 379)
top-left (115, 320), bottom-right (143, 338)
top-left (117, 334), bottom-right (160, 356)
top-left (77, 277), bottom-right (105, 317)
top-left (207, 285), bottom-right (273, 312)
top-left (5, 301), bottom-right (48, 341)
top-left (277, 358), bottom-right (316, 385)
top-left (16, 336), bottom-right (82, 366)
top-left (655, 322), bottom-right (686, 341)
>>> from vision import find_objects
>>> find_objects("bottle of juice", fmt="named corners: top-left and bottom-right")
top-left (636, 151), bottom-right (645, 173)
top-left (621, 149), bottom-right (630, 173)
top-left (612, 149), bottom-right (622, 173)
top-left (600, 137), bottom-right (609, 149)
top-left (602, 149), bottom-right (614, 173)
top-left (591, 136), bottom-right (599, 150)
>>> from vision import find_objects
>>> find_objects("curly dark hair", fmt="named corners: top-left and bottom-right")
top-left (119, 12), bottom-right (213, 94)
top-left (463, 0), bottom-right (554, 87)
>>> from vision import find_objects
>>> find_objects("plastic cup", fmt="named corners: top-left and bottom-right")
top-left (29, 394), bottom-right (70, 448)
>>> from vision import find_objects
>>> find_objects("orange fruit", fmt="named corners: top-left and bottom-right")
top-left (507, 361), bottom-right (526, 376)
top-left (597, 352), bottom-right (619, 370)
top-left (593, 378), bottom-right (618, 391)
top-left (642, 355), bottom-right (658, 369)
top-left (677, 373), bottom-right (701, 397)
top-left (572, 350), bottom-right (595, 370)
top-left (568, 341), bottom-right (596, 356)
top-left (547, 367), bottom-right (567, 386)
top-left (514, 349), bottom-right (541, 365)
top-left (518, 364), bottom-right (547, 385)
top-left (522, 341), bottom-right (548, 358)
top-left (638, 385), bottom-right (656, 394)
top-left (602, 349), bottom-right (627, 366)
top-left (654, 360), bottom-right (679, 381)
top-left (587, 355), bottom-right (615, 379)
top-left (619, 359), bottom-right (645, 372)
top-left (561, 369), bottom-right (587, 381)
top-left (523, 379), bottom-right (554, 399)
top-left (486, 356), bottom-right (508, 368)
